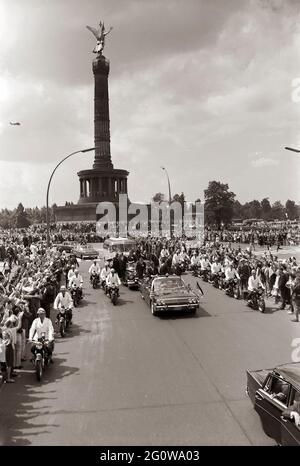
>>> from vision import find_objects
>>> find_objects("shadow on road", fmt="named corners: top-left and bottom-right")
top-left (0, 354), bottom-right (79, 446)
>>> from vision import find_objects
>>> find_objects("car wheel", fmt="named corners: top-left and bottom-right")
top-left (258, 300), bottom-right (265, 313)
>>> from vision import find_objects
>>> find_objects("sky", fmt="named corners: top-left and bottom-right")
top-left (0, 0), bottom-right (299, 209)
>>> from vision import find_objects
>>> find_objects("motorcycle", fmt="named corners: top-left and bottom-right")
top-left (247, 287), bottom-right (266, 313)
top-left (191, 265), bottom-right (200, 277)
top-left (91, 271), bottom-right (99, 289)
top-left (70, 285), bottom-right (82, 307)
top-left (200, 269), bottom-right (209, 282)
top-left (209, 272), bottom-right (221, 288)
top-left (218, 272), bottom-right (226, 290)
top-left (172, 261), bottom-right (186, 276)
top-left (225, 278), bottom-right (240, 299)
top-left (109, 284), bottom-right (119, 305)
top-left (101, 279), bottom-right (108, 293)
top-left (56, 306), bottom-right (71, 338)
top-left (30, 333), bottom-right (51, 381)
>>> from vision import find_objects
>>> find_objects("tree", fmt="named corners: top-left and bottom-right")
top-left (271, 201), bottom-right (285, 220)
top-left (172, 192), bottom-right (185, 207)
top-left (261, 198), bottom-right (272, 220)
top-left (285, 199), bottom-right (298, 220)
top-left (204, 181), bottom-right (236, 228)
top-left (243, 200), bottom-right (262, 219)
top-left (15, 203), bottom-right (30, 228)
top-left (233, 200), bottom-right (244, 219)
top-left (152, 192), bottom-right (165, 203)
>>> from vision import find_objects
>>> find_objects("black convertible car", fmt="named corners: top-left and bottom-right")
top-left (140, 275), bottom-right (200, 316)
top-left (247, 362), bottom-right (300, 445)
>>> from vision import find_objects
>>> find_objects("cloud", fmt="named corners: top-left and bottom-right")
top-left (251, 157), bottom-right (279, 167)
top-left (0, 0), bottom-right (299, 208)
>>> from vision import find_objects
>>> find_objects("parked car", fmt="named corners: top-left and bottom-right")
top-left (73, 244), bottom-right (99, 260)
top-left (246, 362), bottom-right (300, 445)
top-left (140, 275), bottom-right (200, 316)
top-left (123, 261), bottom-right (139, 289)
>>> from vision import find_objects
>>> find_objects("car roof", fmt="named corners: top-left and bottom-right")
top-left (274, 363), bottom-right (300, 391)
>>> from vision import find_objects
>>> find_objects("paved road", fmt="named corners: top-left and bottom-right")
top-left (1, 260), bottom-right (299, 446)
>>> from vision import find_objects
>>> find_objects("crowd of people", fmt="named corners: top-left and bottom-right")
top-left (0, 220), bottom-right (299, 385)
top-left (204, 225), bottom-right (299, 248)
top-left (110, 235), bottom-right (300, 321)
top-left (0, 233), bottom-right (81, 384)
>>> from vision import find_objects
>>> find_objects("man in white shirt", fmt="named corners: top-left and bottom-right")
top-left (88, 260), bottom-right (100, 282)
top-left (67, 264), bottom-right (76, 287)
top-left (69, 269), bottom-right (83, 299)
top-left (211, 260), bottom-right (222, 275)
top-left (225, 264), bottom-right (240, 282)
top-left (106, 268), bottom-right (121, 296)
top-left (190, 252), bottom-right (199, 267)
top-left (199, 255), bottom-right (210, 271)
top-left (29, 308), bottom-right (54, 362)
top-left (248, 269), bottom-right (265, 304)
top-left (248, 269), bottom-right (264, 292)
top-left (100, 262), bottom-right (111, 291)
top-left (159, 247), bottom-right (169, 263)
top-left (54, 285), bottom-right (73, 324)
top-left (172, 250), bottom-right (181, 267)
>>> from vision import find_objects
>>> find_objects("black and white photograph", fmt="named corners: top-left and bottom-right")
top-left (0, 0), bottom-right (300, 450)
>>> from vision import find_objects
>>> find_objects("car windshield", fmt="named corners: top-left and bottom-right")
top-left (153, 278), bottom-right (186, 293)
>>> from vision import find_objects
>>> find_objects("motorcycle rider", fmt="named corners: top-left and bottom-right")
top-left (247, 269), bottom-right (265, 303)
top-left (106, 268), bottom-right (121, 297)
top-left (69, 269), bottom-right (83, 300)
top-left (190, 252), bottom-right (199, 268)
top-left (199, 254), bottom-right (210, 273)
top-left (54, 285), bottom-right (73, 325)
top-left (29, 308), bottom-right (55, 363)
top-left (100, 262), bottom-right (111, 291)
top-left (210, 258), bottom-right (222, 282)
top-left (224, 264), bottom-right (240, 289)
top-left (172, 249), bottom-right (181, 268)
top-left (88, 260), bottom-right (100, 283)
top-left (67, 264), bottom-right (76, 287)
top-left (237, 258), bottom-right (252, 300)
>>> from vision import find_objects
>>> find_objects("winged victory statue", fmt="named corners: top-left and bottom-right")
top-left (86, 21), bottom-right (113, 55)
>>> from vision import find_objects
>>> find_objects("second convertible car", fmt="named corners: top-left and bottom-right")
top-left (140, 275), bottom-right (200, 316)
top-left (246, 362), bottom-right (300, 445)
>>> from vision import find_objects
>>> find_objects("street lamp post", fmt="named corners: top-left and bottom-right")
top-left (161, 166), bottom-right (172, 204)
top-left (161, 166), bottom-right (173, 238)
top-left (46, 147), bottom-right (96, 247)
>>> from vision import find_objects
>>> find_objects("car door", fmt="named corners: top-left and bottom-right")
top-left (280, 388), bottom-right (300, 446)
top-left (254, 375), bottom-right (291, 445)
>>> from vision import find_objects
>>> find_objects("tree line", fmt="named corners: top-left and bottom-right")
top-left (0, 203), bottom-right (57, 229)
top-left (0, 181), bottom-right (298, 230)
top-left (152, 180), bottom-right (299, 228)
